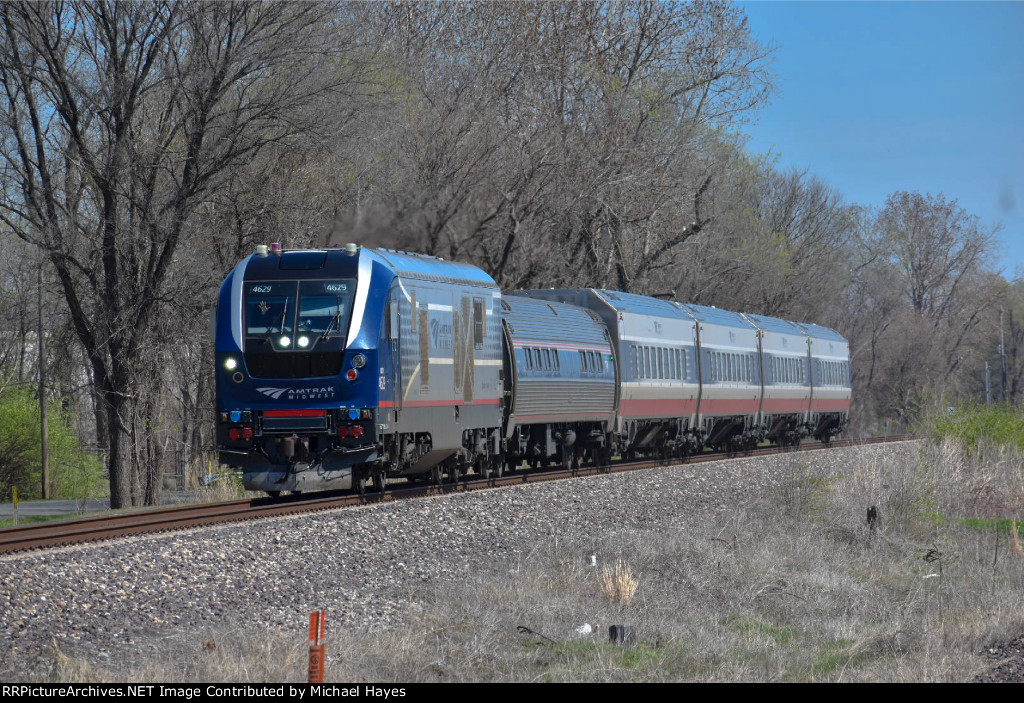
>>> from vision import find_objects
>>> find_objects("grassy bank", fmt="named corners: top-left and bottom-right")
top-left (41, 437), bottom-right (1024, 682)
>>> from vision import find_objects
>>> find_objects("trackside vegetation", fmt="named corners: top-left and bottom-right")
top-left (931, 405), bottom-right (1024, 454)
top-left (0, 386), bottom-right (106, 503)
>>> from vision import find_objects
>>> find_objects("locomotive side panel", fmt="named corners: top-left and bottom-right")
top-left (384, 275), bottom-right (503, 472)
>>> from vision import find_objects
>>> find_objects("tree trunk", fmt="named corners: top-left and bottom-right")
top-left (104, 393), bottom-right (133, 509)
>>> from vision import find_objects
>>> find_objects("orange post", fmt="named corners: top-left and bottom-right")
top-left (308, 610), bottom-right (327, 683)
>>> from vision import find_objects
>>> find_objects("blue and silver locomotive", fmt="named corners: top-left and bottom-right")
top-left (214, 243), bottom-right (503, 495)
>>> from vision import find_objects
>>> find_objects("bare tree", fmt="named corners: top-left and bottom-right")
top-left (332, 1), bottom-right (774, 294)
top-left (875, 191), bottom-right (998, 320)
top-left (842, 191), bottom-right (1003, 428)
top-left (0, 1), bottom-right (349, 507)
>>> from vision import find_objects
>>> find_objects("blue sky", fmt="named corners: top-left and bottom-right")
top-left (739, 1), bottom-right (1024, 278)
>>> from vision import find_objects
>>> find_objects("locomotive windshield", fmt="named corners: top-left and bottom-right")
top-left (245, 280), bottom-right (355, 351)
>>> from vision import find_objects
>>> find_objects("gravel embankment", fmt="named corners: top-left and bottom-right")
top-left (0, 441), bottom-right (1017, 682)
top-left (975, 635), bottom-right (1024, 683)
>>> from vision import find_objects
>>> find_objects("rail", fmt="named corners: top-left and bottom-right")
top-left (0, 434), bottom-right (914, 555)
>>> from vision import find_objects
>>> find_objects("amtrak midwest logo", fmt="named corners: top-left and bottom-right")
top-left (257, 386), bottom-right (337, 400)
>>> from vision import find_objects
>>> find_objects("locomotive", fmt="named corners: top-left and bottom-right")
top-left (213, 244), bottom-right (851, 496)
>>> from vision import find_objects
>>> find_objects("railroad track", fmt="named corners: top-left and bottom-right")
top-left (0, 434), bottom-right (913, 555)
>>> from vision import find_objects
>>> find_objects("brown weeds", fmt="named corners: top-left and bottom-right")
top-left (598, 560), bottom-right (639, 605)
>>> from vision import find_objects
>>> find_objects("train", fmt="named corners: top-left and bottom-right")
top-left (213, 244), bottom-right (851, 495)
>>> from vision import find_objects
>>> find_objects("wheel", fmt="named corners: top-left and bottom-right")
top-left (371, 470), bottom-right (385, 493)
top-left (573, 452), bottom-right (582, 470)
top-left (430, 464), bottom-right (443, 485)
top-left (355, 474), bottom-right (367, 494)
top-left (481, 456), bottom-right (502, 480)
top-left (266, 490), bottom-right (281, 498)
top-left (446, 462), bottom-right (460, 484)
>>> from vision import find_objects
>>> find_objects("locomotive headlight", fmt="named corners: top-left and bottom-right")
top-left (279, 335), bottom-right (292, 347)
top-left (352, 353), bottom-right (367, 369)
top-left (298, 335), bottom-right (310, 348)
top-left (224, 357), bottom-right (238, 371)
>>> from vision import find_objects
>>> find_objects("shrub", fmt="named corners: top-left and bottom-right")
top-left (0, 385), bottom-right (106, 501)
top-left (930, 404), bottom-right (1024, 454)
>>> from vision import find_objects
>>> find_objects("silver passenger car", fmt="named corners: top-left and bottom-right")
top-left (501, 295), bottom-right (616, 467)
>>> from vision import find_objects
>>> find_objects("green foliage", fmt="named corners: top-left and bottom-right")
top-left (723, 613), bottom-right (797, 645)
top-left (930, 404), bottom-right (1024, 454)
top-left (959, 517), bottom-right (1024, 533)
top-left (0, 386), bottom-right (106, 502)
top-left (808, 639), bottom-right (872, 680)
top-left (0, 513), bottom-right (84, 529)
top-left (545, 639), bottom-right (680, 678)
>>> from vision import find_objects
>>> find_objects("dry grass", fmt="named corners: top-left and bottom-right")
top-left (598, 560), bottom-right (639, 605)
top-left (33, 440), bottom-right (1024, 682)
top-left (46, 627), bottom-right (308, 683)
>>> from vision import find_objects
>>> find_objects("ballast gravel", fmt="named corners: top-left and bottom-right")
top-left (0, 441), bottom-right (1014, 682)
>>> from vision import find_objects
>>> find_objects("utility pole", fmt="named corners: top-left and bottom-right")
top-left (985, 362), bottom-right (991, 407)
top-left (38, 263), bottom-right (49, 499)
top-left (1000, 307), bottom-right (1007, 403)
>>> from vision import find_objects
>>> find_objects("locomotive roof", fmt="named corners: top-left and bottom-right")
top-left (242, 249), bottom-right (343, 277)
top-left (373, 248), bottom-right (496, 288)
top-left (240, 247), bottom-right (496, 288)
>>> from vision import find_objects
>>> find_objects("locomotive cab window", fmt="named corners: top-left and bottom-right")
top-left (297, 281), bottom-right (353, 340)
top-left (245, 280), bottom-right (354, 352)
